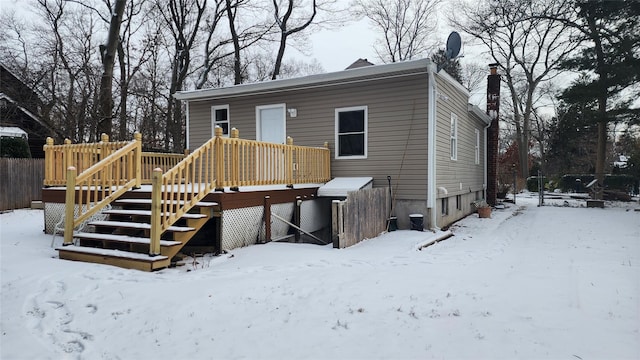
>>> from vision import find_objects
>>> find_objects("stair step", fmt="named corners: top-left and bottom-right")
top-left (89, 220), bottom-right (195, 232)
top-left (115, 199), bottom-right (218, 207)
top-left (104, 209), bottom-right (207, 219)
top-left (74, 232), bottom-right (181, 247)
top-left (57, 245), bottom-right (170, 271)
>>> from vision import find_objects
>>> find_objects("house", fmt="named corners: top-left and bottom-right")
top-left (175, 58), bottom-right (495, 230)
top-left (0, 64), bottom-right (57, 158)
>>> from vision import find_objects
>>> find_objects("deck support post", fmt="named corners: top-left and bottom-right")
top-left (63, 166), bottom-right (77, 246)
top-left (150, 168), bottom-right (162, 256)
top-left (294, 196), bottom-right (302, 243)
top-left (331, 200), bottom-right (339, 248)
top-left (263, 195), bottom-right (271, 243)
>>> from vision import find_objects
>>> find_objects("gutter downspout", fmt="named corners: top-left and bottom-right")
top-left (427, 63), bottom-right (438, 230)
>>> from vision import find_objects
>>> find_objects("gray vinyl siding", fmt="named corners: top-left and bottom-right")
top-left (187, 72), bottom-right (430, 201)
top-left (434, 75), bottom-right (487, 226)
top-left (435, 76), bottom-right (486, 198)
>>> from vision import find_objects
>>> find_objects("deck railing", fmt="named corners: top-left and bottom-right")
top-left (46, 128), bottom-right (331, 254)
top-left (216, 128), bottom-right (331, 187)
top-left (149, 126), bottom-right (331, 255)
top-left (62, 133), bottom-right (143, 245)
top-left (44, 136), bottom-right (186, 186)
top-left (141, 152), bottom-right (185, 183)
top-left (44, 134), bottom-right (131, 186)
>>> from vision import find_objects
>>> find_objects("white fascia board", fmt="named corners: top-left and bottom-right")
top-left (174, 58), bottom-right (432, 101)
top-left (436, 70), bottom-right (470, 96)
top-left (468, 104), bottom-right (492, 125)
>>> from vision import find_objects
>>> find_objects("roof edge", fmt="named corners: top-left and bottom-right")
top-left (175, 58), bottom-right (432, 101)
top-left (468, 104), bottom-right (492, 125)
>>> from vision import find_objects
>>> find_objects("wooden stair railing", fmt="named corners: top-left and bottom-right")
top-left (62, 133), bottom-right (142, 245)
top-left (149, 129), bottom-right (221, 256)
top-left (149, 126), bottom-right (332, 256)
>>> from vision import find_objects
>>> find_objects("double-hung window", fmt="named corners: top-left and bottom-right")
top-left (211, 105), bottom-right (230, 136)
top-left (450, 113), bottom-right (458, 161)
top-left (335, 106), bottom-right (367, 159)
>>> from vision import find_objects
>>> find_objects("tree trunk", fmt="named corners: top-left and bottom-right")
top-left (226, 0), bottom-right (243, 84)
top-left (589, 8), bottom-right (607, 200)
top-left (117, 41), bottom-right (128, 140)
top-left (272, 33), bottom-right (287, 80)
top-left (97, 0), bottom-right (127, 138)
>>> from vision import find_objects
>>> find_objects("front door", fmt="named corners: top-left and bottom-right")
top-left (256, 104), bottom-right (286, 144)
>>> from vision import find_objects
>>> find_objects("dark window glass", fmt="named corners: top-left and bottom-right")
top-left (215, 108), bottom-right (228, 122)
top-left (338, 134), bottom-right (364, 156)
top-left (338, 110), bottom-right (365, 133)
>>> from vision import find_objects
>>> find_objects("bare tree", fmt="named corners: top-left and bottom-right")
top-left (354, 0), bottom-right (441, 63)
top-left (115, 0), bottom-right (154, 140)
top-left (97, 0), bottom-right (127, 138)
top-left (461, 62), bottom-right (488, 98)
top-left (33, 0), bottom-right (104, 142)
top-left (451, 0), bottom-right (580, 179)
top-left (270, 0), bottom-right (318, 80)
top-left (157, 0), bottom-right (208, 151)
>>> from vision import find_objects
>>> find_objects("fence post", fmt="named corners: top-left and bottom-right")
top-left (63, 166), bottom-right (77, 246)
top-left (134, 132), bottom-right (142, 188)
top-left (214, 126), bottom-right (224, 190)
top-left (286, 136), bottom-right (294, 187)
top-left (150, 168), bottom-right (162, 256)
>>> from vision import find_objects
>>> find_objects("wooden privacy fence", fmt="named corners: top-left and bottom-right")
top-left (332, 187), bottom-right (390, 248)
top-left (0, 158), bottom-right (44, 211)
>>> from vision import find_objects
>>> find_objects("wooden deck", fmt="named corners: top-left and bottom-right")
top-left (43, 129), bottom-right (330, 271)
top-left (45, 184), bottom-right (323, 270)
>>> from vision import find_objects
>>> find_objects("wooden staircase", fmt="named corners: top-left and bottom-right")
top-left (57, 192), bottom-right (218, 271)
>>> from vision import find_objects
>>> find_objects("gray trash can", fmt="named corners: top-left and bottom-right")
top-left (387, 216), bottom-right (398, 231)
top-left (409, 214), bottom-right (423, 231)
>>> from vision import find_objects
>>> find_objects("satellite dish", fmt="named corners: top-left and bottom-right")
top-left (445, 31), bottom-right (461, 60)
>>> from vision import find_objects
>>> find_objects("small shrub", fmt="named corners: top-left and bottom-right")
top-left (0, 136), bottom-right (31, 158)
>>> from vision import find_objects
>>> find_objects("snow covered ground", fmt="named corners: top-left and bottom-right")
top-left (1, 193), bottom-right (639, 360)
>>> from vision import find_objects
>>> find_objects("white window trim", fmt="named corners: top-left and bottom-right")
top-left (211, 104), bottom-right (230, 137)
top-left (335, 105), bottom-right (368, 159)
top-left (255, 103), bottom-right (286, 143)
top-left (450, 113), bottom-right (458, 161)
top-left (475, 128), bottom-right (480, 165)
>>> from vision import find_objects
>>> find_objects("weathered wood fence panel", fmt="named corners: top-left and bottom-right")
top-left (333, 187), bottom-right (389, 248)
top-left (0, 158), bottom-right (45, 211)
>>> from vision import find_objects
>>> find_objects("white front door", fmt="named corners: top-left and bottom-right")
top-left (256, 104), bottom-right (286, 144)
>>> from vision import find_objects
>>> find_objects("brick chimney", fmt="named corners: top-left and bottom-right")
top-left (486, 63), bottom-right (501, 206)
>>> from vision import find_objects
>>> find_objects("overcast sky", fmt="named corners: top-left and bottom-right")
top-left (0, 0), bottom-right (491, 105)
